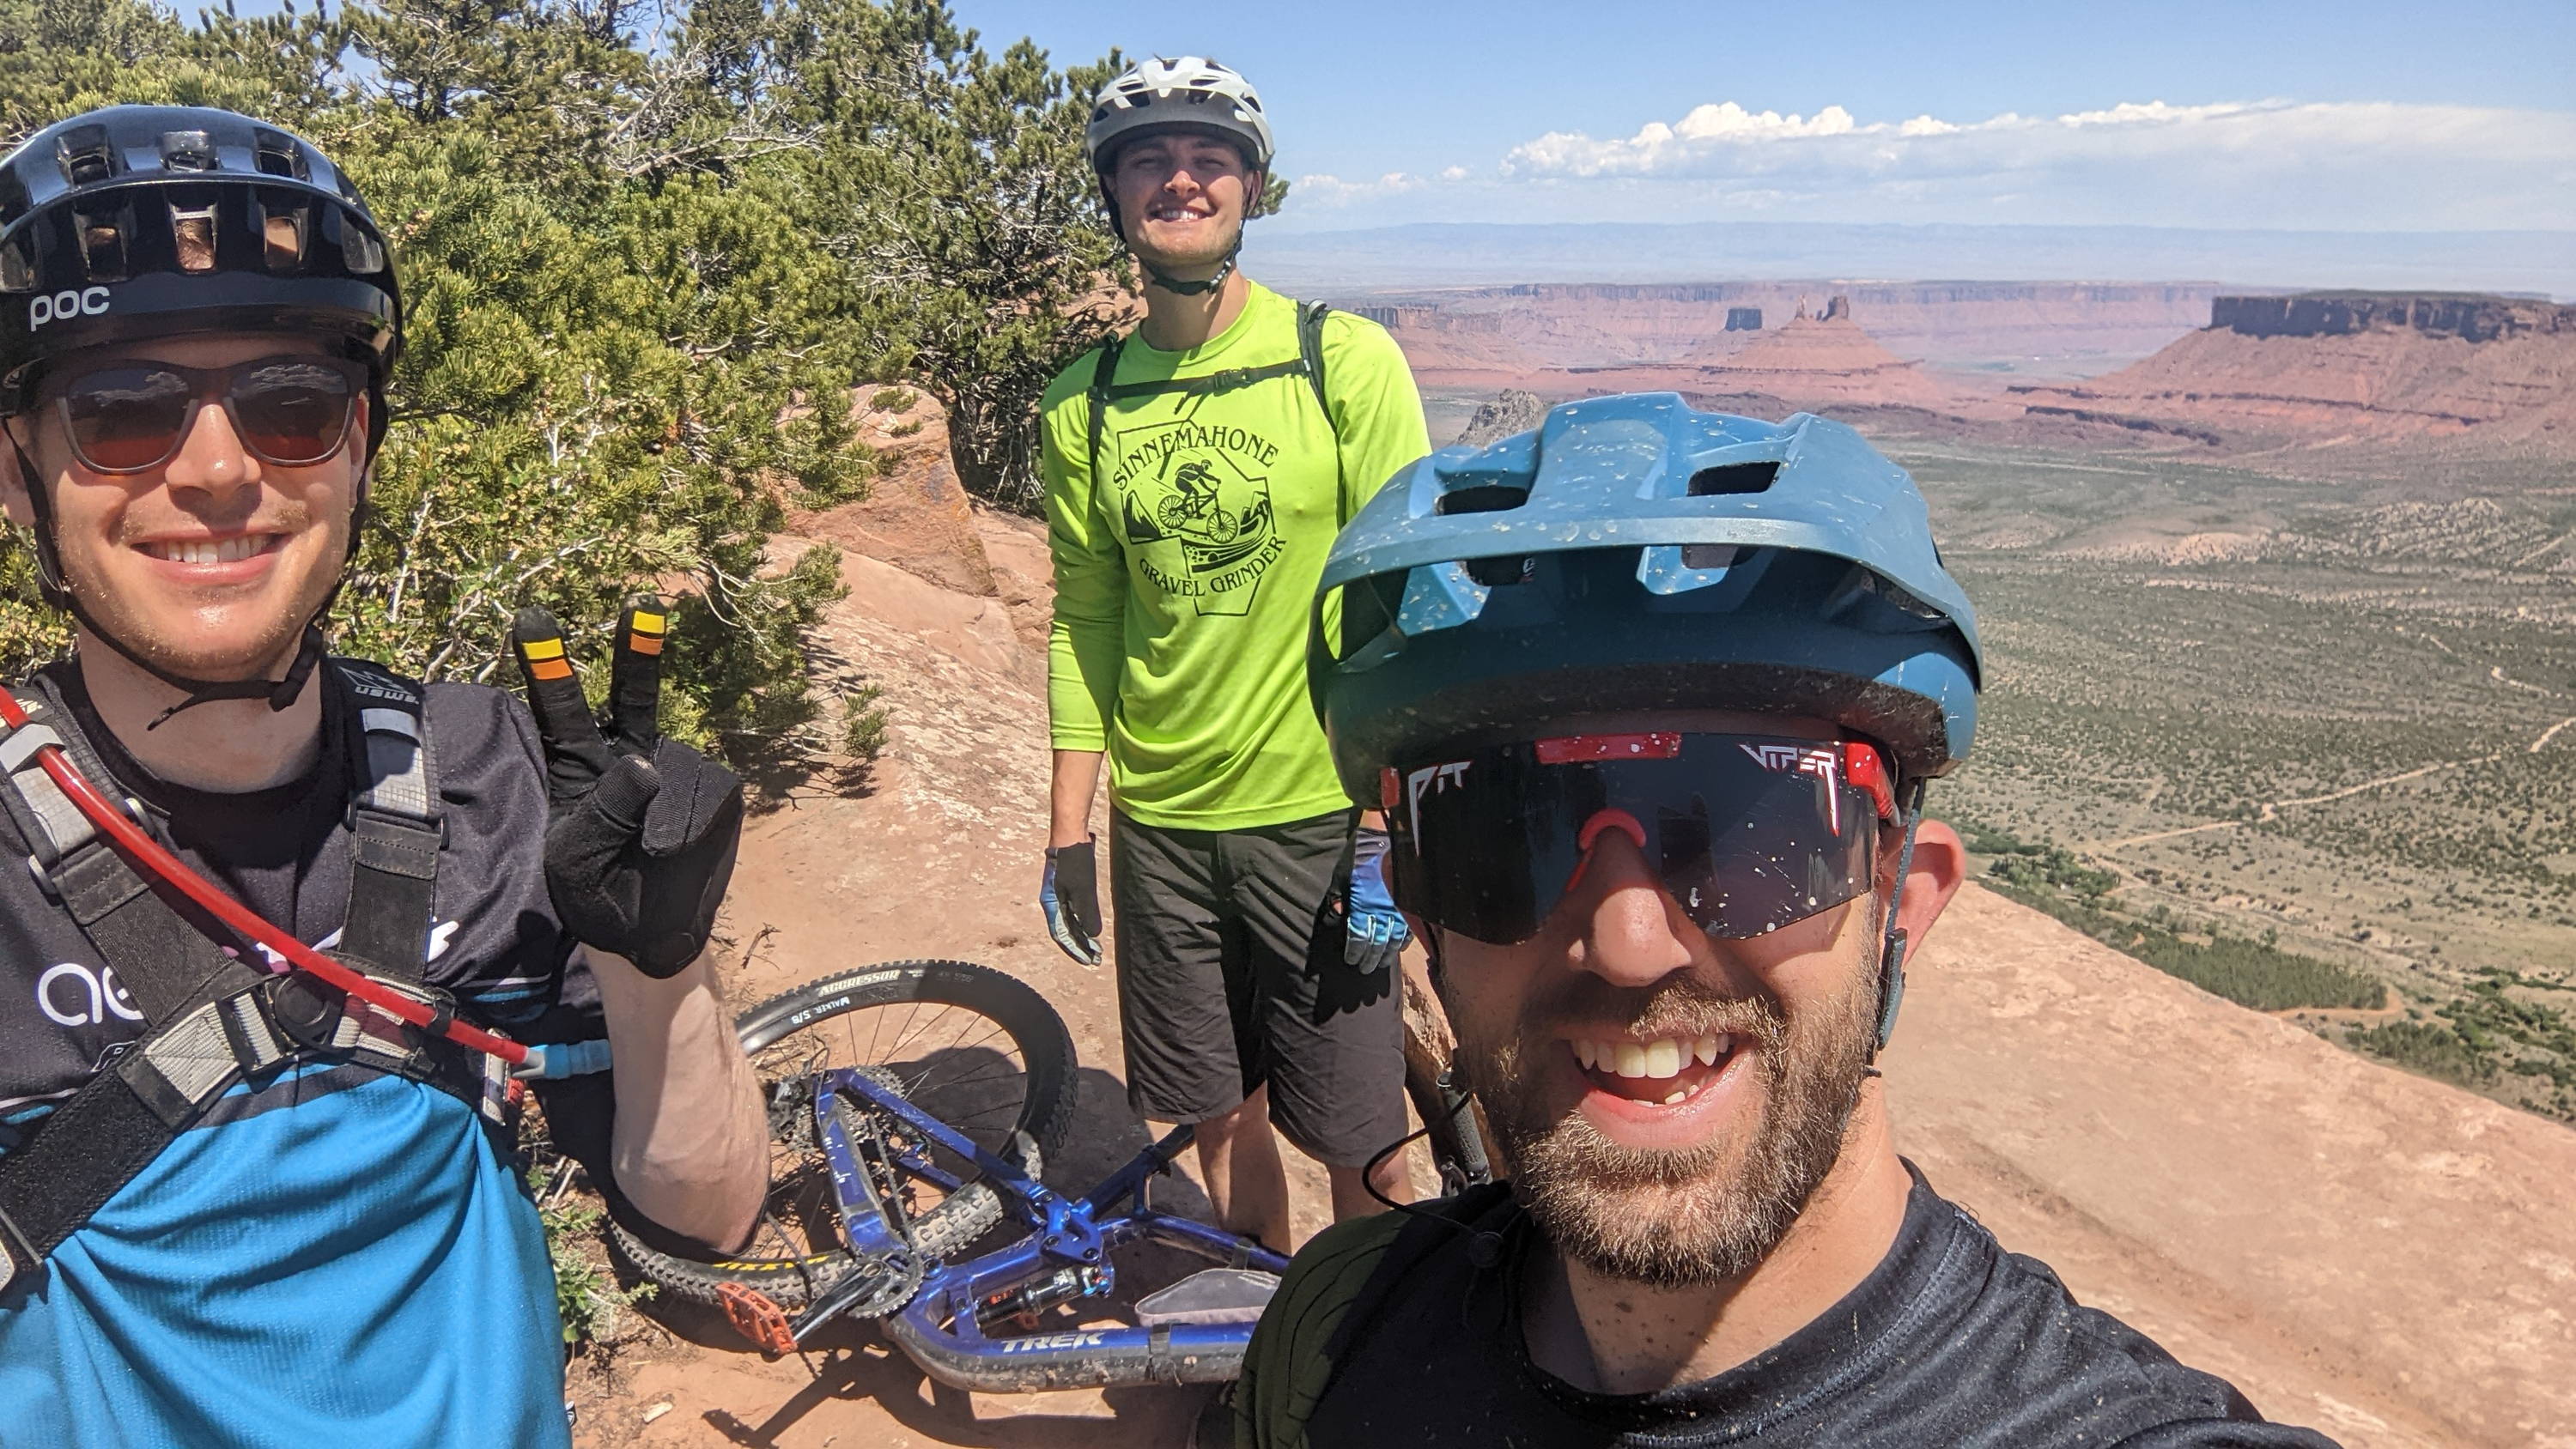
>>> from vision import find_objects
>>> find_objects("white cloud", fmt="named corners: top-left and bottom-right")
top-left (1421, 98), bottom-right (2576, 230)
top-left (1291, 169), bottom-right (1451, 204)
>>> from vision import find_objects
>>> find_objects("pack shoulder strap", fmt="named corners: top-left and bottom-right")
top-left (1296, 300), bottom-right (1333, 416)
top-left (1083, 332), bottom-right (1127, 500)
top-left (1238, 1183), bottom-right (1514, 1449)
top-left (0, 665), bottom-right (489, 1296)
top-left (1081, 300), bottom-right (1337, 488)
top-left (328, 658), bottom-right (442, 985)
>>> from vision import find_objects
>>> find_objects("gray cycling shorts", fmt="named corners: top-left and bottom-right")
top-left (1107, 807), bottom-right (1407, 1168)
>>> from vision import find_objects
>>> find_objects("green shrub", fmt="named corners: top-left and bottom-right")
top-left (841, 683), bottom-right (890, 761)
top-left (0, 0), bottom-right (1132, 701)
top-left (527, 1162), bottom-right (653, 1346)
top-left (2348, 1021), bottom-right (2497, 1085)
top-left (1987, 877), bottom-right (2385, 1011)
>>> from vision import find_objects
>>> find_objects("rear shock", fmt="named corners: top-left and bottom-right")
top-left (976, 1264), bottom-right (1109, 1332)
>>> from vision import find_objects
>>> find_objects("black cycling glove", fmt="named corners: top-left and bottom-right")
top-left (514, 597), bottom-right (744, 979)
top-left (1042, 838), bottom-right (1103, 965)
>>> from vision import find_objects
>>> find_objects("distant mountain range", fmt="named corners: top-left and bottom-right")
top-left (1242, 221), bottom-right (2576, 299)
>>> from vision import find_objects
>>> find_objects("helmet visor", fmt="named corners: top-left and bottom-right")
top-left (1381, 732), bottom-right (1898, 947)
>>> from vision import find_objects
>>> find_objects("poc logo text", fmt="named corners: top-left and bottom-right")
top-left (29, 287), bottom-right (112, 331)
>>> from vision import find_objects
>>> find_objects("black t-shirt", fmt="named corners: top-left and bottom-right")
top-left (0, 661), bottom-right (607, 1145)
top-left (1306, 1168), bottom-right (2342, 1447)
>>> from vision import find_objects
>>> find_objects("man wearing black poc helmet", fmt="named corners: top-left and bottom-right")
top-left (1237, 394), bottom-right (2338, 1446)
top-left (0, 106), bottom-right (768, 1446)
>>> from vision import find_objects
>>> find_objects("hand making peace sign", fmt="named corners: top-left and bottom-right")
top-left (513, 597), bottom-right (745, 979)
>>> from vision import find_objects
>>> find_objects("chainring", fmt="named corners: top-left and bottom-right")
top-left (821, 1247), bottom-right (927, 1321)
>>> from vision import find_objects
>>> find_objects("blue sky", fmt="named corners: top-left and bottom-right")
top-left (216, 0), bottom-right (2576, 233)
top-left (952, 0), bottom-right (2576, 233)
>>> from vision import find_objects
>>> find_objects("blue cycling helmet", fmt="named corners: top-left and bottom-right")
top-left (1310, 393), bottom-right (1981, 804)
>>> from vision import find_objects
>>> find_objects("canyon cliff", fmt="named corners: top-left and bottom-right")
top-left (2012, 292), bottom-right (2576, 456)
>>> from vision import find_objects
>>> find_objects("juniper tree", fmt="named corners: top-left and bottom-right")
top-left (0, 0), bottom-right (1131, 755)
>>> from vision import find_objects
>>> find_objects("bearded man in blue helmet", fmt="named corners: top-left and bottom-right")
top-left (1236, 394), bottom-right (2339, 1446)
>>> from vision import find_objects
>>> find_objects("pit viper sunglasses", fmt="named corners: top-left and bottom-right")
top-left (40, 355), bottom-right (367, 475)
top-left (1380, 731), bottom-right (1901, 947)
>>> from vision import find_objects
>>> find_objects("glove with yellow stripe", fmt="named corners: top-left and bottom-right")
top-left (513, 597), bottom-right (744, 979)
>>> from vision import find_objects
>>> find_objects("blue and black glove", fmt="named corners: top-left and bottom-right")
top-left (1042, 838), bottom-right (1103, 965)
top-left (1342, 823), bottom-right (1409, 976)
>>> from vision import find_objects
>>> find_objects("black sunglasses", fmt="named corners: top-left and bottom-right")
top-left (41, 355), bottom-right (367, 476)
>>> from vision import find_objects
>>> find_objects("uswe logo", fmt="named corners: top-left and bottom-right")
top-left (36, 962), bottom-right (143, 1027)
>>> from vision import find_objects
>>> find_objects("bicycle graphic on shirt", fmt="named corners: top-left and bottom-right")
top-left (1118, 442), bottom-right (1283, 615)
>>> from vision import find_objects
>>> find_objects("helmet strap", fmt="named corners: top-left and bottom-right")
top-left (1868, 778), bottom-right (1930, 1062)
top-left (1099, 169), bottom-right (1249, 300)
top-left (7, 431), bottom-right (70, 602)
top-left (1144, 253), bottom-right (1236, 297)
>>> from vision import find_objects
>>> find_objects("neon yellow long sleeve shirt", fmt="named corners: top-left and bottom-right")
top-left (1042, 284), bottom-right (1430, 831)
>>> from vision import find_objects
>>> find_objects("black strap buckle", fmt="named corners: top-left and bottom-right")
top-left (256, 970), bottom-right (349, 1054)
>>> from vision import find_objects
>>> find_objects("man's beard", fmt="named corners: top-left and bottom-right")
top-left (1462, 935), bottom-right (1880, 1288)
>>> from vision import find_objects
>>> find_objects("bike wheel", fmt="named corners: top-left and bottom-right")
top-left (607, 959), bottom-right (1078, 1311)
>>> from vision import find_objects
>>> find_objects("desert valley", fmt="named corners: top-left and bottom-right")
top-left (553, 274), bottom-right (2576, 1448)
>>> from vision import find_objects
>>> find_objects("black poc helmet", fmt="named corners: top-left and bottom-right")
top-left (0, 105), bottom-right (403, 712)
top-left (1, 105), bottom-right (401, 418)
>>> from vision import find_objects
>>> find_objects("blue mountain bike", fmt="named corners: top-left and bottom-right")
top-left (609, 960), bottom-right (1302, 1390)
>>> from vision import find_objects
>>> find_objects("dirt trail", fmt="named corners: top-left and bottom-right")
top-left (574, 509), bottom-right (2576, 1449)
top-left (2092, 698), bottom-right (2575, 852)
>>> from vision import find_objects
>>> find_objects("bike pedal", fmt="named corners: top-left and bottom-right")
top-left (717, 1282), bottom-right (799, 1357)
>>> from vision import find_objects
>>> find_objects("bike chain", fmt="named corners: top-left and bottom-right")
top-left (827, 1247), bottom-right (926, 1320)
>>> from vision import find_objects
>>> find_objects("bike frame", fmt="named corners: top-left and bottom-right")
top-left (808, 1067), bottom-right (1293, 1391)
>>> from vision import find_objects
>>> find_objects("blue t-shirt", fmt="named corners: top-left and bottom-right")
top-left (0, 665), bottom-right (606, 1447)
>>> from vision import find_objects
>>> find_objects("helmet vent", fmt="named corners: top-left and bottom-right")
top-left (158, 130), bottom-right (217, 173)
top-left (340, 219), bottom-right (386, 276)
top-left (57, 125), bottom-right (115, 186)
top-left (0, 239), bottom-right (33, 294)
top-left (262, 206), bottom-right (306, 270)
top-left (1687, 462), bottom-right (1778, 496)
top-left (169, 201), bottom-right (218, 272)
top-left (76, 210), bottom-right (129, 282)
top-left (1435, 483), bottom-right (1528, 516)
top-left (252, 130), bottom-right (307, 180)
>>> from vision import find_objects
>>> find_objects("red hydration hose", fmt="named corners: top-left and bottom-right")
top-left (0, 683), bottom-right (527, 1066)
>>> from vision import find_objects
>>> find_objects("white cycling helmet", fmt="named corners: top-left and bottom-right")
top-left (1086, 57), bottom-right (1276, 173)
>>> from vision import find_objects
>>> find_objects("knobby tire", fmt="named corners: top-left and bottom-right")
top-left (606, 959), bottom-right (1078, 1312)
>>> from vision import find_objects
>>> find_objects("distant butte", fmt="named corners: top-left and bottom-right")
top-left (2011, 292), bottom-right (2576, 458)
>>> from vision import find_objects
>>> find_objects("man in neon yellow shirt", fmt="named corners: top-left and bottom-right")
top-left (1038, 58), bottom-right (1431, 1252)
